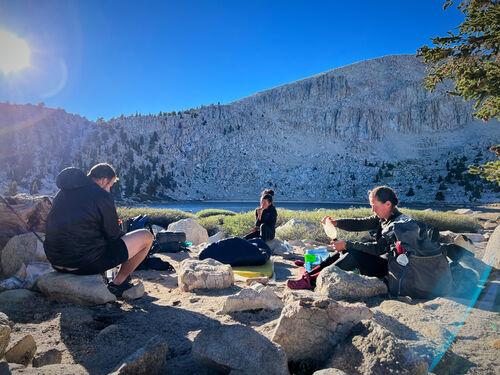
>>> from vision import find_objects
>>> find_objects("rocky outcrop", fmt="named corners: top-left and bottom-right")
top-left (192, 325), bottom-right (290, 375)
top-left (272, 293), bottom-right (373, 363)
top-left (1, 55), bottom-right (499, 204)
top-left (110, 336), bottom-right (169, 375)
top-left (327, 321), bottom-right (428, 375)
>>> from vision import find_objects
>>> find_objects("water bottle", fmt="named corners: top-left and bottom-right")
top-left (322, 217), bottom-right (337, 240)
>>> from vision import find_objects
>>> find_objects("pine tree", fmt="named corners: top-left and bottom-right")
top-left (435, 191), bottom-right (445, 201)
top-left (4, 181), bottom-right (18, 196)
top-left (418, 0), bottom-right (500, 185)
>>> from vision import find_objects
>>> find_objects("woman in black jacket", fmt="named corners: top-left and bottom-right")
top-left (243, 189), bottom-right (278, 242)
top-left (288, 186), bottom-right (404, 289)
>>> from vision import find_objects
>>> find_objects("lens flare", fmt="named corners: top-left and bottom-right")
top-left (0, 29), bottom-right (31, 74)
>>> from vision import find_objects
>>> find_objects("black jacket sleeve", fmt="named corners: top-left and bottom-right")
top-left (257, 206), bottom-right (277, 230)
top-left (336, 215), bottom-right (380, 232)
top-left (345, 237), bottom-right (389, 256)
top-left (96, 193), bottom-right (121, 242)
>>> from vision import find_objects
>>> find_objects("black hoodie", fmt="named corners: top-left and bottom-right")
top-left (44, 167), bottom-right (121, 268)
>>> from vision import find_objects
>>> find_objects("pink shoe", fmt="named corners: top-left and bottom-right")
top-left (287, 273), bottom-right (312, 290)
top-left (294, 260), bottom-right (305, 267)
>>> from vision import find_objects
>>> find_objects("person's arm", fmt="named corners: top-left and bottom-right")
top-left (261, 207), bottom-right (277, 229)
top-left (97, 193), bottom-right (121, 241)
top-left (335, 215), bottom-right (380, 232)
top-left (344, 238), bottom-right (390, 256)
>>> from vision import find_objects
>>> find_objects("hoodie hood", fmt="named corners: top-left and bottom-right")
top-left (56, 167), bottom-right (93, 190)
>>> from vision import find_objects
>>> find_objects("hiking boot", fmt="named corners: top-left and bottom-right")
top-left (107, 280), bottom-right (134, 298)
top-left (294, 260), bottom-right (305, 267)
top-left (287, 273), bottom-right (312, 290)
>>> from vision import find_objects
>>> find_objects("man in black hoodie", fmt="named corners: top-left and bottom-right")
top-left (44, 163), bottom-right (153, 298)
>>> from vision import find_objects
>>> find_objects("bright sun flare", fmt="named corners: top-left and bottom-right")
top-left (0, 30), bottom-right (31, 74)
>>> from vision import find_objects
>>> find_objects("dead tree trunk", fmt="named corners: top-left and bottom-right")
top-left (0, 194), bottom-right (52, 238)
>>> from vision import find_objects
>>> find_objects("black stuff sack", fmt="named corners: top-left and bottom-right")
top-left (199, 237), bottom-right (271, 267)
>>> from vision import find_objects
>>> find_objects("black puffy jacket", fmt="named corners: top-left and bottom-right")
top-left (44, 168), bottom-right (121, 268)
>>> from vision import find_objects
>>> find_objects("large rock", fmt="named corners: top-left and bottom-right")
top-left (209, 231), bottom-right (226, 243)
top-left (37, 272), bottom-right (116, 306)
top-left (1, 232), bottom-right (46, 277)
top-left (178, 258), bottom-right (233, 292)
top-left (110, 336), bottom-right (169, 375)
top-left (32, 349), bottom-right (63, 367)
top-left (192, 324), bottom-right (289, 375)
top-left (5, 334), bottom-right (37, 366)
top-left (0, 289), bottom-right (38, 312)
top-left (220, 283), bottom-right (283, 313)
top-left (327, 321), bottom-right (428, 375)
top-left (272, 293), bottom-right (373, 363)
top-left (454, 208), bottom-right (474, 215)
top-left (122, 281), bottom-right (145, 300)
top-left (370, 297), bottom-right (479, 366)
top-left (167, 218), bottom-right (208, 245)
top-left (0, 312), bottom-right (11, 358)
top-left (483, 225), bottom-right (500, 269)
top-left (315, 265), bottom-right (387, 300)
top-left (313, 370), bottom-right (347, 375)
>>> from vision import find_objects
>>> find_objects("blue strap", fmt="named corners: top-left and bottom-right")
top-left (398, 263), bottom-right (409, 296)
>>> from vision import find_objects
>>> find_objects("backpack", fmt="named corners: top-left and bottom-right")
top-left (385, 216), bottom-right (453, 299)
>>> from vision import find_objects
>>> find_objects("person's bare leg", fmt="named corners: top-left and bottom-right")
top-left (112, 229), bottom-right (153, 285)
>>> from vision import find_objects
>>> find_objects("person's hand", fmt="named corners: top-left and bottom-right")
top-left (321, 216), bottom-right (338, 226)
top-left (250, 227), bottom-right (258, 233)
top-left (256, 207), bottom-right (263, 220)
top-left (332, 240), bottom-right (346, 252)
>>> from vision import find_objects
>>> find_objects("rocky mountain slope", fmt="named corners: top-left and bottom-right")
top-left (0, 54), bottom-right (498, 203)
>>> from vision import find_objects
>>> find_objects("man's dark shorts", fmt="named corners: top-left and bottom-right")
top-left (55, 238), bottom-right (129, 275)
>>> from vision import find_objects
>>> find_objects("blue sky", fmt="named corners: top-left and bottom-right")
top-left (0, 0), bottom-right (464, 121)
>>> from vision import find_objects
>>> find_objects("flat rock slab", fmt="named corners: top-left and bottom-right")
top-left (178, 258), bottom-right (233, 292)
top-left (5, 334), bottom-right (36, 366)
top-left (316, 265), bottom-right (388, 300)
top-left (37, 272), bottom-right (116, 306)
top-left (167, 218), bottom-right (208, 245)
top-left (272, 293), bottom-right (373, 363)
top-left (220, 283), bottom-right (283, 313)
top-left (110, 335), bottom-right (169, 375)
top-left (192, 324), bottom-right (289, 375)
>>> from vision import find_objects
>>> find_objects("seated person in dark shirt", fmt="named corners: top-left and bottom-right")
top-left (243, 189), bottom-right (278, 242)
top-left (44, 163), bottom-right (153, 298)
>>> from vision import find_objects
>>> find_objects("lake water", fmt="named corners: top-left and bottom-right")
top-left (144, 200), bottom-right (472, 213)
